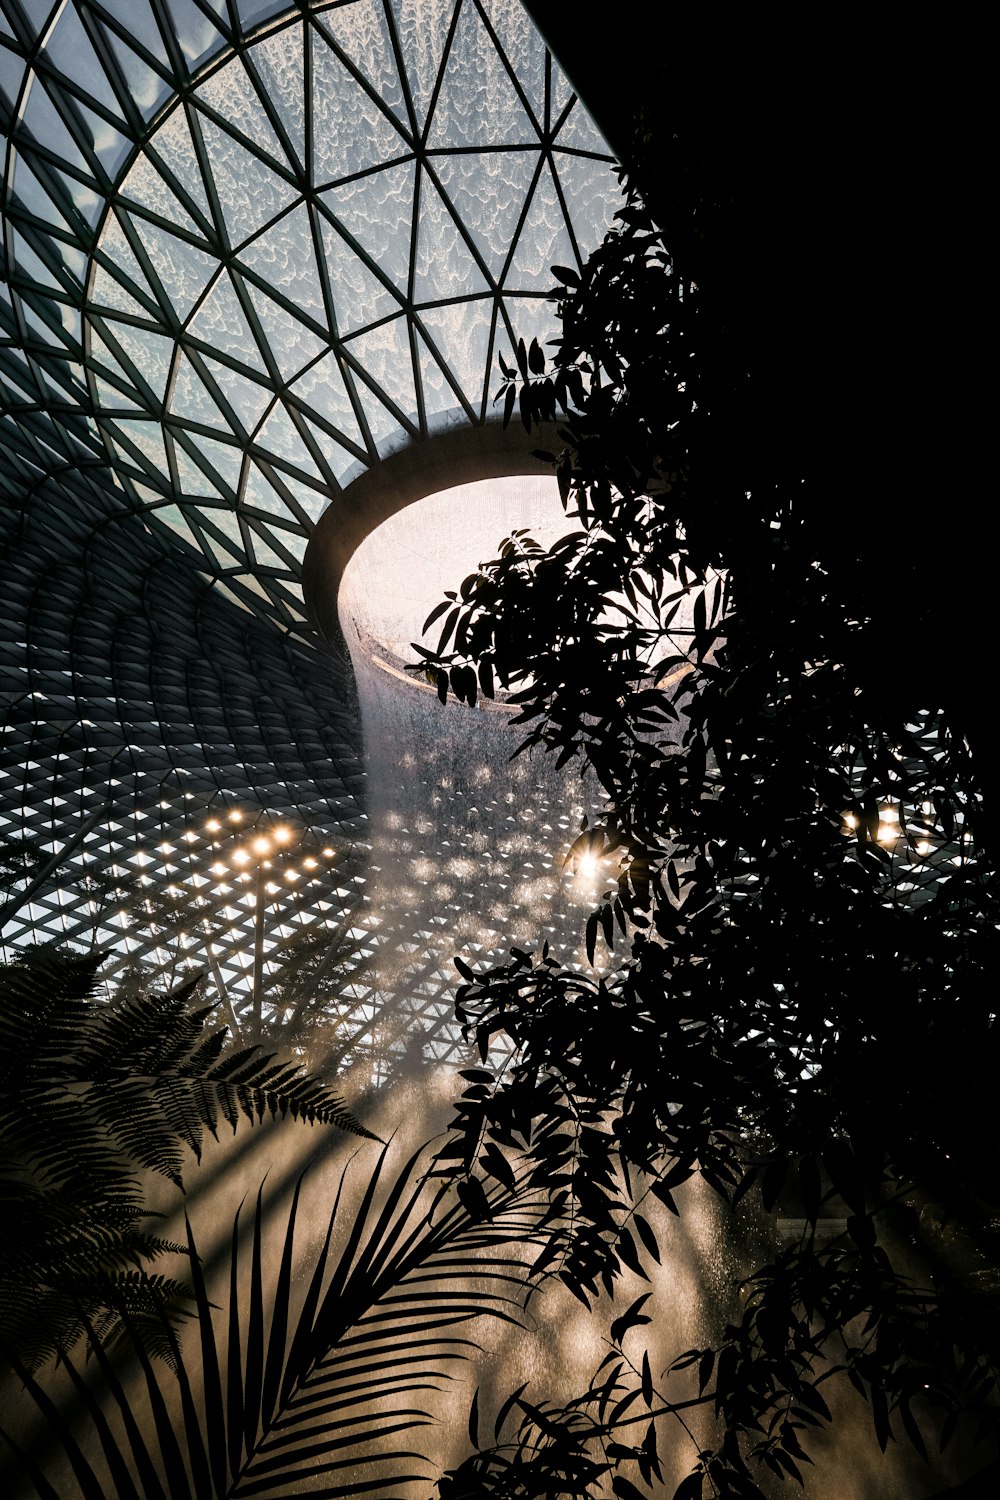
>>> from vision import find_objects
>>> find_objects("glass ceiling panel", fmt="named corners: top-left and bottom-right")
top-left (198, 353), bottom-right (273, 431)
top-left (104, 319), bottom-right (174, 401)
top-left (244, 281), bottom-right (326, 381)
top-left (187, 271), bottom-right (265, 370)
top-left (319, 216), bottom-right (402, 335)
top-left (413, 172), bottom-right (492, 303)
top-left (97, 24), bottom-right (173, 115)
top-left (388, 0), bottom-right (452, 132)
top-left (505, 159), bottom-right (578, 290)
top-left (197, 114), bottom-right (297, 243)
top-left (122, 153), bottom-right (202, 236)
top-left (188, 430), bottom-right (244, 490)
top-left (556, 97), bottom-right (611, 156)
top-left (479, 0), bottom-right (545, 129)
top-left (310, 27), bottom-right (410, 185)
top-left (44, 4), bottom-right (123, 116)
top-left (431, 149), bottom-right (537, 278)
top-left (197, 51), bottom-right (290, 165)
top-left (315, 0), bottom-right (407, 131)
top-left (239, 203), bottom-right (326, 324)
top-left (319, 159), bottom-right (415, 297)
top-left (149, 108), bottom-right (214, 219)
top-left (417, 297), bottom-right (493, 411)
top-left (249, 22), bottom-right (305, 165)
top-left (428, 0), bottom-right (536, 149)
top-left (130, 217), bottom-right (218, 320)
top-left (166, 0), bottom-right (228, 68)
top-left (287, 350), bottom-right (365, 449)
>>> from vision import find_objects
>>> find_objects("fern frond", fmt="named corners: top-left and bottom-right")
top-left (1, 947), bottom-right (375, 1371)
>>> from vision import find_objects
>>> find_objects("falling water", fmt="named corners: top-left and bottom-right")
top-left (337, 474), bottom-right (608, 1070)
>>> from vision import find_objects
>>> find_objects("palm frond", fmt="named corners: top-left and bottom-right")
top-left (3, 1140), bottom-right (552, 1500)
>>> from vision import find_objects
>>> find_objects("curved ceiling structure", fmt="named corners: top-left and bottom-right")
top-left (0, 0), bottom-right (621, 1059)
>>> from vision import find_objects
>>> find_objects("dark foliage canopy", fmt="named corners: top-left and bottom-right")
top-left (417, 109), bottom-right (999, 1500)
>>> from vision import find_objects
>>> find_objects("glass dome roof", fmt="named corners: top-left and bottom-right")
top-left (0, 0), bottom-right (621, 1058)
top-left (2, 0), bottom-right (621, 622)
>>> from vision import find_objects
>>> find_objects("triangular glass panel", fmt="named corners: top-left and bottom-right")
top-left (242, 461), bottom-right (300, 522)
top-left (0, 47), bottom-right (24, 112)
top-left (171, 351), bottom-right (230, 431)
top-left (129, 216), bottom-right (217, 321)
top-left (188, 431), bottom-right (244, 493)
top-left (110, 417), bottom-right (169, 475)
top-left (105, 320), bottom-right (174, 402)
top-left (239, 203), bottom-right (326, 326)
top-left (197, 114), bottom-right (297, 247)
top-left (200, 501), bottom-right (247, 552)
top-left (320, 159), bottom-right (414, 297)
top-left (556, 98), bottom-right (613, 157)
top-left (310, 29), bottom-right (409, 188)
top-left (386, 0), bottom-right (453, 134)
top-left (88, 325), bottom-right (139, 389)
top-left (11, 160), bottom-right (72, 234)
top-left (92, 213), bottom-right (155, 293)
top-left (44, 4), bottom-right (124, 118)
top-left (165, 0), bottom-right (228, 71)
top-left (97, 21), bottom-right (173, 118)
top-left (554, 152), bottom-right (622, 257)
top-left (273, 469), bottom-right (331, 526)
top-left (198, 528), bottom-right (246, 575)
top-left (417, 297), bottom-right (494, 416)
top-left (196, 51), bottom-right (291, 169)
top-left (434, 148), bottom-right (537, 282)
top-left (296, 410), bottom-right (360, 484)
top-left (497, 294), bottom-right (558, 368)
top-left (150, 501), bottom-right (206, 554)
top-left (287, 351), bottom-right (365, 450)
top-left (89, 264), bottom-right (153, 320)
top-left (11, 233), bottom-right (62, 293)
top-left (20, 304), bottom-right (63, 351)
top-left (316, 0), bottom-right (409, 132)
top-left (105, 0), bottom-right (169, 64)
top-left (248, 523), bottom-right (305, 572)
top-left (23, 84), bottom-right (90, 177)
top-left (319, 217), bottom-right (400, 336)
top-left (414, 325), bottom-right (465, 421)
top-left (427, 0), bottom-right (537, 149)
top-left (120, 154), bottom-right (202, 239)
top-left (345, 315), bottom-right (417, 433)
top-left (477, 0), bottom-right (545, 132)
top-left (249, 21), bottom-right (306, 168)
top-left (171, 437), bottom-right (224, 496)
top-left (550, 59), bottom-right (575, 128)
top-left (245, 282), bottom-right (326, 382)
top-left (148, 106), bottom-right (213, 221)
top-left (504, 160), bottom-right (577, 291)
top-left (131, 480), bottom-right (164, 506)
top-left (76, 101), bottom-right (133, 179)
top-left (255, 401), bottom-right (323, 477)
top-left (200, 355), bottom-right (274, 433)
top-left (188, 270), bottom-right (265, 372)
top-left (92, 373), bottom-right (135, 410)
top-left (413, 170), bottom-right (492, 304)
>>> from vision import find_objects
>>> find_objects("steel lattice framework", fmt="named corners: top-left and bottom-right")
top-left (0, 0), bottom-right (621, 1058)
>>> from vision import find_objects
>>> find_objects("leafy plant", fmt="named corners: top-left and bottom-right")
top-left (411, 129), bottom-right (999, 1497)
top-left (0, 946), bottom-right (375, 1370)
